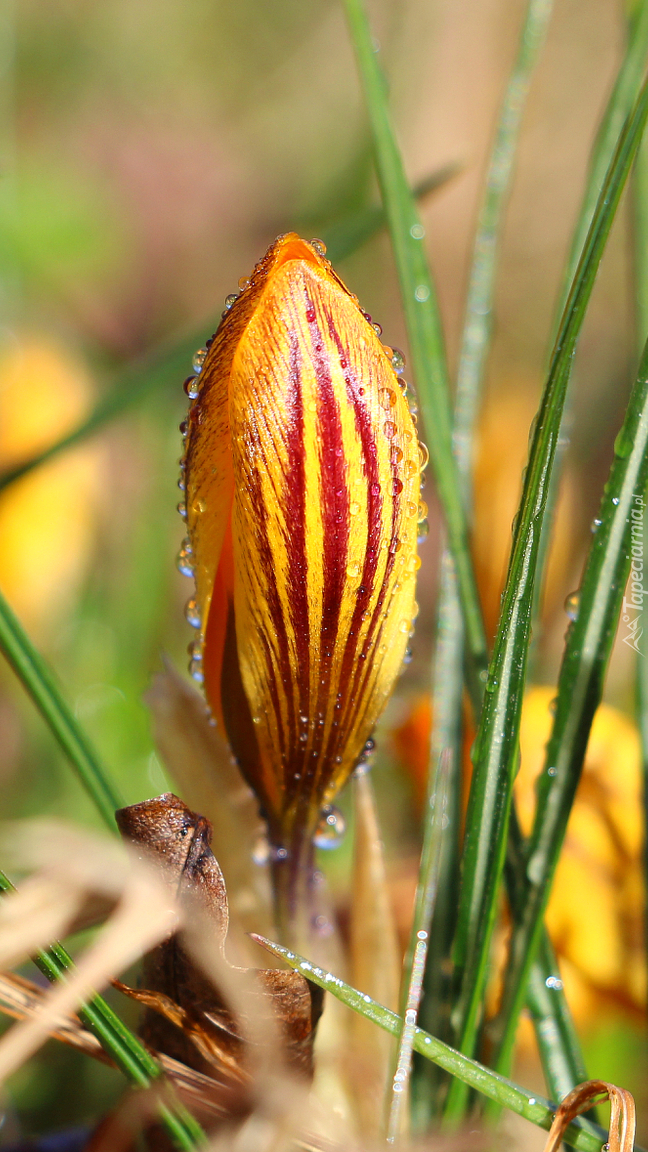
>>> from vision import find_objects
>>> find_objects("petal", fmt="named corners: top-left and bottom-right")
top-left (230, 238), bottom-right (420, 842)
top-left (186, 235), bottom-right (421, 845)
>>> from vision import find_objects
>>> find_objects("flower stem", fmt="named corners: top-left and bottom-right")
top-left (270, 830), bottom-right (317, 951)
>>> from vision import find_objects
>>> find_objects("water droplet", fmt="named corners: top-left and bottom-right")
top-left (192, 348), bottom-right (208, 373)
top-left (177, 501), bottom-right (187, 520)
top-left (238, 275), bottom-right (250, 290)
top-left (176, 539), bottom-right (194, 577)
top-left (391, 446), bottom-right (403, 464)
top-left (547, 766), bottom-right (557, 777)
top-left (612, 495), bottom-right (620, 506)
top-left (410, 223), bottom-right (425, 240)
top-left (346, 561), bottom-right (361, 578)
top-left (591, 517), bottom-right (602, 533)
top-left (548, 696), bottom-right (558, 716)
top-left (404, 458), bottom-right (418, 477)
top-left (408, 399), bottom-right (419, 418)
top-left (372, 321), bottom-right (383, 336)
top-left (380, 387), bottom-right (397, 409)
top-left (392, 478), bottom-right (403, 495)
top-left (370, 482), bottom-right (381, 496)
top-left (384, 421), bottom-right (397, 439)
top-left (613, 429), bottom-right (632, 458)
top-left (224, 292), bottom-right (238, 310)
top-left (414, 284), bottom-right (430, 302)
top-left (185, 598), bottom-right (201, 629)
top-left (310, 238), bottom-right (327, 256)
top-left (528, 1098), bottom-right (536, 1107)
top-left (314, 805), bottom-right (346, 849)
top-left (179, 419), bottom-right (188, 438)
top-left (418, 442), bottom-right (430, 471)
top-left (418, 520), bottom-right (429, 541)
top-left (252, 834), bottom-right (270, 865)
top-left (545, 975), bottom-right (563, 990)
top-left (390, 348), bottom-right (406, 374)
top-left (403, 647), bottom-right (413, 665)
top-left (564, 591), bottom-right (580, 621)
top-left (349, 501), bottom-right (360, 515)
top-left (407, 555), bottom-right (421, 573)
top-left (399, 619), bottom-right (409, 633)
top-left (418, 500), bottom-right (428, 522)
top-left (177, 476), bottom-right (186, 491)
top-left (183, 375), bottom-right (200, 399)
top-left (406, 501), bottom-right (417, 517)
top-left (389, 538), bottom-right (401, 554)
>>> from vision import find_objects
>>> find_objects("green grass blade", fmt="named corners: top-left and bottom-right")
top-left (323, 164), bottom-right (461, 265)
top-left (251, 935), bottom-right (625, 1152)
top-left (0, 589), bottom-right (122, 828)
top-left (0, 869), bottom-right (205, 1150)
top-left (342, 0), bottom-right (489, 706)
top-left (454, 0), bottom-right (553, 475)
top-left (526, 936), bottom-right (587, 1101)
top-left (490, 328), bottom-right (648, 1077)
top-left (445, 70), bottom-right (648, 1122)
top-left (559, 0), bottom-right (648, 308)
top-left (386, 751), bottom-right (450, 1140)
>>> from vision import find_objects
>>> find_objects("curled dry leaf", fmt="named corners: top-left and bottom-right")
top-left (115, 793), bottom-right (324, 1093)
top-left (144, 663), bottom-right (272, 949)
top-left (542, 1081), bottom-right (636, 1152)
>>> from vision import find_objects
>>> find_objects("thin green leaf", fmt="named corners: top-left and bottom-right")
top-left (0, 588), bottom-right (122, 829)
top-left (251, 934), bottom-right (627, 1152)
top-left (526, 936), bottom-right (588, 1102)
top-left (445, 70), bottom-right (648, 1121)
top-left (342, 0), bottom-right (489, 704)
top-left (0, 869), bottom-right (205, 1151)
top-left (386, 750), bottom-right (450, 1141)
top-left (489, 253), bottom-right (648, 1080)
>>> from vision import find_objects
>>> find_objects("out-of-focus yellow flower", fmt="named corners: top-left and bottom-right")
top-left (0, 338), bottom-right (102, 636)
top-left (182, 234), bottom-right (422, 853)
top-left (473, 387), bottom-right (577, 639)
top-left (516, 686), bottom-right (645, 1022)
top-left (393, 686), bottom-right (645, 1024)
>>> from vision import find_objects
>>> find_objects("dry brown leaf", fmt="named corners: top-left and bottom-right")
top-left (347, 771), bottom-right (401, 1136)
top-left (145, 663), bottom-right (272, 952)
top-left (542, 1080), bottom-right (636, 1152)
top-left (116, 793), bottom-right (324, 1086)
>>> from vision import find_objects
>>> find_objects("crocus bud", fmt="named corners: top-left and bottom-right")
top-left (182, 234), bottom-right (422, 856)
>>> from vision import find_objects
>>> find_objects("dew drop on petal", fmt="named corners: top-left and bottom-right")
top-left (176, 539), bottom-right (194, 577)
top-left (349, 501), bottom-right (360, 516)
top-left (310, 238), bottom-right (327, 256)
top-left (185, 598), bottom-right (201, 629)
top-left (407, 501), bottom-right (418, 517)
top-left (384, 421), bottom-right (397, 439)
top-left (192, 348), bottom-right (208, 373)
top-left (224, 293), bottom-right (238, 310)
top-left (346, 561), bottom-right (361, 579)
top-left (391, 445), bottom-right (403, 464)
top-left (391, 348), bottom-right (406, 374)
top-left (183, 375), bottom-right (200, 399)
top-left (418, 500), bottom-right (428, 522)
top-left (314, 805), bottom-right (346, 849)
top-left (392, 478), bottom-right (403, 495)
top-left (418, 442), bottom-right (430, 471)
top-left (177, 501), bottom-right (188, 520)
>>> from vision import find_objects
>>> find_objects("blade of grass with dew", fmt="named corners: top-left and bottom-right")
top-left (0, 589), bottom-right (122, 829)
top-left (411, 0), bottom-right (559, 1118)
top-left (0, 170), bottom-right (457, 496)
top-left (385, 750), bottom-right (450, 1142)
top-left (0, 869), bottom-right (205, 1151)
top-left (632, 42), bottom-right (648, 975)
top-left (530, 0), bottom-right (648, 636)
top-left (341, 0), bottom-right (489, 703)
top-left (322, 163), bottom-right (462, 265)
top-left (251, 935), bottom-right (630, 1152)
top-left (444, 71), bottom-right (648, 1122)
top-left (489, 329), bottom-right (648, 1081)
top-left (410, 555), bottom-right (463, 1126)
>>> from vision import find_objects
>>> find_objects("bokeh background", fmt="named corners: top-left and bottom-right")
top-left (0, 0), bottom-right (645, 1143)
